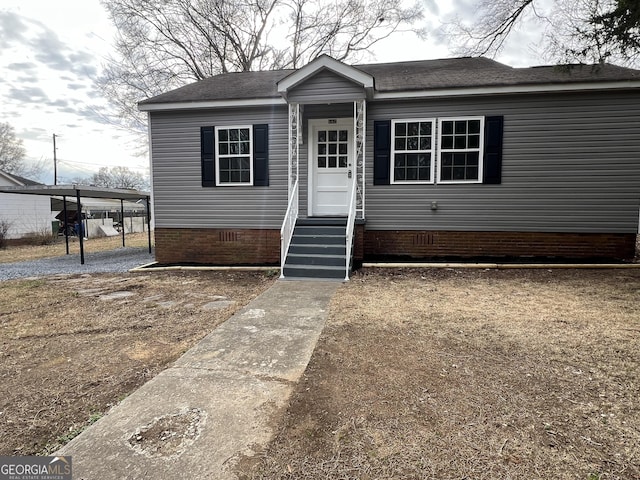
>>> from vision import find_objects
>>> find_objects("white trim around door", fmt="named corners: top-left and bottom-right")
top-left (308, 118), bottom-right (354, 217)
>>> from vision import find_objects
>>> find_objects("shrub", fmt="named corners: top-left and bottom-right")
top-left (23, 228), bottom-right (58, 246)
top-left (0, 219), bottom-right (11, 249)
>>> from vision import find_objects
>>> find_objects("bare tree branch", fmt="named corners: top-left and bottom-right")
top-left (443, 0), bottom-right (639, 66)
top-left (0, 122), bottom-right (26, 174)
top-left (98, 0), bottom-right (425, 130)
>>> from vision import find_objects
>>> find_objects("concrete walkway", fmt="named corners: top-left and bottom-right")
top-left (58, 280), bottom-right (340, 480)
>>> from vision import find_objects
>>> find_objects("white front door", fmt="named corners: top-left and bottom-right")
top-left (309, 119), bottom-right (353, 216)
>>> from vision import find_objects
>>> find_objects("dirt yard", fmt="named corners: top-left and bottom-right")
top-left (241, 268), bottom-right (640, 480)
top-left (0, 270), bottom-right (275, 455)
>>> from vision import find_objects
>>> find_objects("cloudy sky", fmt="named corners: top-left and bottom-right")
top-left (0, 0), bottom-right (544, 185)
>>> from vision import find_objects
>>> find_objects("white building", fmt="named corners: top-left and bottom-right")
top-left (0, 170), bottom-right (52, 239)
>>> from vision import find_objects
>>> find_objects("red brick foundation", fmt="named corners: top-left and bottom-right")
top-left (155, 228), bottom-right (280, 265)
top-left (363, 230), bottom-right (637, 262)
top-left (155, 227), bottom-right (636, 265)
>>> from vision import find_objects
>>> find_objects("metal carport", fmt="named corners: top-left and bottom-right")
top-left (0, 184), bottom-right (151, 264)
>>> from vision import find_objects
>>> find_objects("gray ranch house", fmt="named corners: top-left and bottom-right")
top-left (139, 55), bottom-right (640, 279)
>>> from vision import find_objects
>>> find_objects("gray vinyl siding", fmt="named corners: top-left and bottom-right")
top-left (288, 70), bottom-right (365, 103)
top-left (150, 106), bottom-right (288, 229)
top-left (366, 90), bottom-right (640, 233)
top-left (150, 89), bottom-right (640, 235)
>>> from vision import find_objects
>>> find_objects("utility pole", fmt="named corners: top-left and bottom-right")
top-left (53, 133), bottom-right (58, 185)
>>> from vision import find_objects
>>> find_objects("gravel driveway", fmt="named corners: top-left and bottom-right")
top-left (0, 247), bottom-right (154, 281)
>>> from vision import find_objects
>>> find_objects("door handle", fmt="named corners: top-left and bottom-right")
top-left (348, 170), bottom-right (352, 178)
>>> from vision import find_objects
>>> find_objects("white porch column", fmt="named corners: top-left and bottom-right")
top-left (353, 99), bottom-right (366, 219)
top-left (287, 102), bottom-right (300, 200)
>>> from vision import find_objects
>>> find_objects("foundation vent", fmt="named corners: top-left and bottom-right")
top-left (218, 231), bottom-right (240, 242)
top-left (414, 233), bottom-right (435, 246)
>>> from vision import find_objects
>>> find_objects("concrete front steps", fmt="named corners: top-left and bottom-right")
top-left (282, 217), bottom-right (349, 280)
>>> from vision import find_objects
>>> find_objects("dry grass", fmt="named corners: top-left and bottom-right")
top-left (241, 268), bottom-right (640, 480)
top-left (0, 270), bottom-right (275, 455)
top-left (0, 232), bottom-right (153, 264)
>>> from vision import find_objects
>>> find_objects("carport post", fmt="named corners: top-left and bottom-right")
top-left (146, 196), bottom-right (152, 254)
top-left (120, 199), bottom-right (126, 247)
top-left (76, 188), bottom-right (85, 265)
top-left (63, 196), bottom-right (69, 255)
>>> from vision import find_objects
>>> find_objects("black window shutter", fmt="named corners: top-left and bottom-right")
top-left (373, 120), bottom-right (391, 185)
top-left (483, 116), bottom-right (504, 184)
top-left (253, 124), bottom-right (269, 186)
top-left (201, 126), bottom-right (215, 187)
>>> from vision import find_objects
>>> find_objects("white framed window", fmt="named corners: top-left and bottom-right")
top-left (390, 119), bottom-right (436, 184)
top-left (437, 117), bottom-right (484, 183)
top-left (215, 126), bottom-right (253, 186)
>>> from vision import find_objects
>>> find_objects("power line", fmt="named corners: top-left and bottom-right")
top-left (58, 158), bottom-right (149, 171)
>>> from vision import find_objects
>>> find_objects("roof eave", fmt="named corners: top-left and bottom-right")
top-left (138, 96), bottom-right (285, 112)
top-left (0, 171), bottom-right (23, 186)
top-left (373, 79), bottom-right (640, 100)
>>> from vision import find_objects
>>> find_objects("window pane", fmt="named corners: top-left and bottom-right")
top-left (329, 144), bottom-right (337, 155)
top-left (219, 143), bottom-right (229, 155)
top-left (339, 156), bottom-right (347, 168)
top-left (339, 130), bottom-right (348, 141)
top-left (468, 120), bottom-right (481, 134)
top-left (318, 131), bottom-right (326, 142)
top-left (239, 128), bottom-right (249, 141)
top-left (240, 157), bottom-right (250, 169)
top-left (328, 156), bottom-right (337, 168)
top-left (339, 143), bottom-right (347, 154)
top-left (395, 138), bottom-right (406, 150)
top-left (220, 171), bottom-right (230, 183)
top-left (453, 167), bottom-right (466, 180)
top-left (442, 121), bottom-right (453, 135)
top-left (440, 167), bottom-right (452, 181)
top-left (408, 122), bottom-right (419, 136)
top-left (419, 137), bottom-right (431, 150)
top-left (467, 152), bottom-right (479, 166)
top-left (241, 171), bottom-right (250, 183)
top-left (218, 129), bottom-right (228, 141)
top-left (455, 121), bottom-right (467, 134)
top-left (407, 154), bottom-right (418, 167)
top-left (318, 144), bottom-right (326, 155)
top-left (230, 143), bottom-right (239, 154)
top-left (441, 153), bottom-right (453, 166)
top-left (230, 157), bottom-right (241, 169)
top-left (441, 135), bottom-right (453, 149)
top-left (407, 168), bottom-right (418, 180)
top-left (407, 137), bottom-right (418, 150)
top-left (453, 153), bottom-right (466, 166)
top-left (454, 136), bottom-right (467, 149)
top-left (229, 129), bottom-right (239, 141)
top-left (419, 154), bottom-right (430, 167)
top-left (231, 171), bottom-right (241, 182)
top-left (318, 156), bottom-right (327, 168)
top-left (468, 134), bottom-right (480, 149)
top-left (328, 130), bottom-right (337, 142)
top-left (395, 122), bottom-right (406, 136)
top-left (394, 154), bottom-right (405, 168)
top-left (420, 122), bottom-right (432, 135)
top-left (467, 167), bottom-right (478, 180)
top-left (220, 158), bottom-right (230, 169)
top-left (240, 142), bottom-right (250, 154)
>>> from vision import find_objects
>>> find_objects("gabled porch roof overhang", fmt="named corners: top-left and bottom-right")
top-left (277, 54), bottom-right (375, 102)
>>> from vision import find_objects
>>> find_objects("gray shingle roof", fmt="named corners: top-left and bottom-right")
top-left (0, 169), bottom-right (42, 186)
top-left (139, 56), bottom-right (640, 106)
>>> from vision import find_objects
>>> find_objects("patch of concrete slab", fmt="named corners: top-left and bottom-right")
top-left (57, 280), bottom-right (340, 480)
